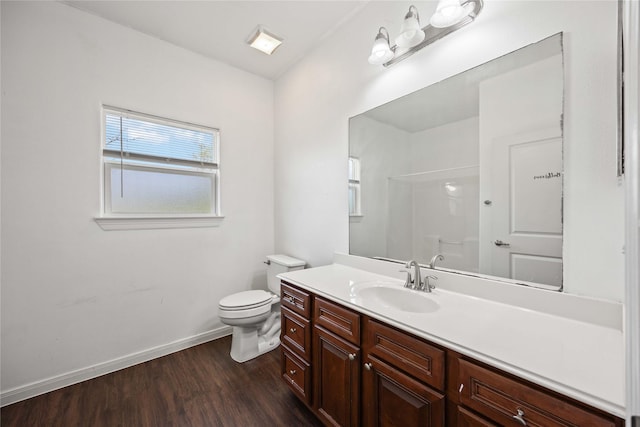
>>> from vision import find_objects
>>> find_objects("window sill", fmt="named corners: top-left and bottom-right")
top-left (94, 215), bottom-right (225, 231)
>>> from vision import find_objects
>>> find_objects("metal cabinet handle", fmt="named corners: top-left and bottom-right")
top-left (494, 239), bottom-right (511, 247)
top-left (289, 369), bottom-right (296, 376)
top-left (289, 327), bottom-right (297, 333)
top-left (512, 408), bottom-right (527, 426)
top-left (348, 353), bottom-right (356, 361)
top-left (284, 296), bottom-right (294, 303)
top-left (364, 363), bottom-right (372, 370)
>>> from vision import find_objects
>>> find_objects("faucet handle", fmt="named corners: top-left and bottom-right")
top-left (424, 275), bottom-right (438, 291)
top-left (399, 270), bottom-right (413, 288)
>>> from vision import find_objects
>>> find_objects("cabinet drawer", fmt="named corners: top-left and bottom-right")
top-left (364, 318), bottom-right (445, 391)
top-left (457, 406), bottom-right (498, 427)
top-left (281, 281), bottom-right (311, 318)
top-left (313, 297), bottom-right (360, 345)
top-left (282, 347), bottom-right (312, 405)
top-left (281, 307), bottom-right (311, 362)
top-left (459, 359), bottom-right (619, 426)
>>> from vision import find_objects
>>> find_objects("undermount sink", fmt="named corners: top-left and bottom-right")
top-left (349, 280), bottom-right (440, 314)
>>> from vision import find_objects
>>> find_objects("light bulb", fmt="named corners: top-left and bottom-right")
top-left (395, 6), bottom-right (425, 48)
top-left (368, 28), bottom-right (394, 65)
top-left (430, 0), bottom-right (474, 28)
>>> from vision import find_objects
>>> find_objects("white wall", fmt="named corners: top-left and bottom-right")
top-left (409, 118), bottom-right (479, 270)
top-left (349, 115), bottom-right (410, 259)
top-left (274, 1), bottom-right (624, 301)
top-left (1, 1), bottom-right (274, 398)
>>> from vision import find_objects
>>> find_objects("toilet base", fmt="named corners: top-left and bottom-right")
top-left (229, 311), bottom-right (281, 363)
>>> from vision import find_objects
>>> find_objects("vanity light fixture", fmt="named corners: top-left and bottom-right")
top-left (247, 25), bottom-right (283, 55)
top-left (369, 0), bottom-right (483, 67)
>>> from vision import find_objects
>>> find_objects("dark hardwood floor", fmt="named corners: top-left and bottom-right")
top-left (1, 336), bottom-right (322, 427)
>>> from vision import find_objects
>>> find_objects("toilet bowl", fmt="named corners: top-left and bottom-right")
top-left (218, 254), bottom-right (305, 362)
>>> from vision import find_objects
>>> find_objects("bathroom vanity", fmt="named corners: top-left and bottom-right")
top-left (278, 255), bottom-right (625, 426)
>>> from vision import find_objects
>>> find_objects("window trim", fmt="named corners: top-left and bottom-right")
top-left (94, 215), bottom-right (224, 231)
top-left (95, 106), bottom-right (223, 230)
top-left (348, 157), bottom-right (362, 217)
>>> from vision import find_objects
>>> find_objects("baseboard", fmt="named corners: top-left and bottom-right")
top-left (0, 326), bottom-right (233, 407)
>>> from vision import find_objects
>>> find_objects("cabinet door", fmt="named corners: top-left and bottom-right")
top-left (314, 325), bottom-right (360, 427)
top-left (362, 354), bottom-right (444, 427)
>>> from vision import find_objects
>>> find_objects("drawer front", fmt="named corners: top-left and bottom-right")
top-left (281, 307), bottom-right (311, 362)
top-left (281, 347), bottom-right (312, 405)
top-left (457, 406), bottom-right (499, 427)
top-left (281, 281), bottom-right (311, 318)
top-left (459, 359), bottom-right (618, 427)
top-left (364, 318), bottom-right (445, 391)
top-left (313, 297), bottom-right (360, 345)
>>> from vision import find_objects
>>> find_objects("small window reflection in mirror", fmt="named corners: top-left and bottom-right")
top-left (349, 157), bottom-right (362, 216)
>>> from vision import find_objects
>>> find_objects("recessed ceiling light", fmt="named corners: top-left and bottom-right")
top-left (247, 26), bottom-right (283, 55)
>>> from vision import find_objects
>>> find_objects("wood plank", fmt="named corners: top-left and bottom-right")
top-left (1, 336), bottom-right (322, 427)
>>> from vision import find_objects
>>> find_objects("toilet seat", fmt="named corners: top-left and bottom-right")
top-left (219, 290), bottom-right (273, 310)
top-left (218, 290), bottom-right (276, 320)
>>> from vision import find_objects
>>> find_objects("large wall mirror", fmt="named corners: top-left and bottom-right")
top-left (349, 33), bottom-right (564, 291)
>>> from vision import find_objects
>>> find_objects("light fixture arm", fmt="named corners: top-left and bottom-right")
top-left (377, 27), bottom-right (390, 43)
top-left (406, 5), bottom-right (420, 22)
top-left (375, 0), bottom-right (484, 67)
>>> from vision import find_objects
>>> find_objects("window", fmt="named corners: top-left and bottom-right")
top-left (348, 157), bottom-right (361, 216)
top-left (98, 107), bottom-right (221, 229)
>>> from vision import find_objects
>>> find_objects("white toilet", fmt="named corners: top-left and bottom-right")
top-left (218, 254), bottom-right (305, 362)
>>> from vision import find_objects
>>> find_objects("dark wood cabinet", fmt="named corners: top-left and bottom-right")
top-left (282, 346), bottom-right (312, 405)
top-left (280, 281), bottom-right (314, 408)
top-left (281, 281), bottom-right (311, 318)
top-left (279, 281), bottom-right (624, 427)
top-left (282, 306), bottom-right (312, 361)
top-left (362, 354), bottom-right (444, 426)
top-left (456, 406), bottom-right (498, 427)
top-left (314, 325), bottom-right (361, 427)
top-left (312, 296), bottom-right (361, 426)
top-left (314, 297), bottom-right (361, 344)
top-left (362, 318), bottom-right (445, 426)
top-left (457, 358), bottom-right (623, 427)
top-left (363, 318), bottom-right (445, 390)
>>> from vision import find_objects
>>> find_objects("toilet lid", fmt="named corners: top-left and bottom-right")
top-left (219, 290), bottom-right (273, 310)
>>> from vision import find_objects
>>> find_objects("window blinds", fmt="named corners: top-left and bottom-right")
top-left (103, 107), bottom-right (218, 166)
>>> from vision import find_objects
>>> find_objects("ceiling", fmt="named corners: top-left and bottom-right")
top-left (363, 33), bottom-right (563, 133)
top-left (63, 1), bottom-right (368, 81)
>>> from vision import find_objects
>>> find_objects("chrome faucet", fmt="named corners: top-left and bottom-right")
top-left (404, 260), bottom-right (422, 290)
top-left (402, 260), bottom-right (437, 293)
top-left (429, 254), bottom-right (445, 269)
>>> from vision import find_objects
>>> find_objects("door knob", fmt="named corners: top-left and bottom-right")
top-left (494, 239), bottom-right (511, 247)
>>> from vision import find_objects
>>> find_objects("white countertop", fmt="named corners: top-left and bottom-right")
top-left (279, 259), bottom-right (625, 417)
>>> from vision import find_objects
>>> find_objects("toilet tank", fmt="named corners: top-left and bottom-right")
top-left (266, 254), bottom-right (305, 294)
